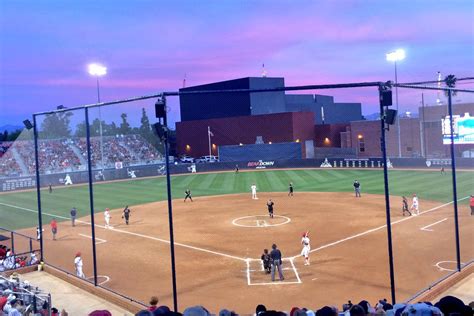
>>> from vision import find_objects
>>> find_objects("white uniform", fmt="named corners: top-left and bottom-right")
top-left (301, 236), bottom-right (310, 258)
top-left (251, 185), bottom-right (258, 199)
top-left (74, 256), bottom-right (85, 278)
top-left (64, 174), bottom-right (73, 185)
top-left (104, 210), bottom-right (111, 228)
top-left (411, 196), bottom-right (419, 215)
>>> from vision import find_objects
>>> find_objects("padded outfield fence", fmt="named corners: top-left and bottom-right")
top-left (0, 79), bottom-right (473, 312)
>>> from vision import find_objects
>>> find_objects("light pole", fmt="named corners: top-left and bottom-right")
top-left (88, 63), bottom-right (107, 170)
top-left (386, 49), bottom-right (405, 158)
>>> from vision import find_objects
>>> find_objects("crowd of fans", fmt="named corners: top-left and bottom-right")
top-left (1, 269), bottom-right (473, 315)
top-left (0, 272), bottom-right (51, 316)
top-left (130, 295), bottom-right (473, 316)
top-left (0, 149), bottom-right (22, 178)
top-left (0, 246), bottom-right (38, 273)
top-left (0, 135), bottom-right (162, 177)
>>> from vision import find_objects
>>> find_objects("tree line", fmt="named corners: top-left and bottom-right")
top-left (0, 108), bottom-right (176, 155)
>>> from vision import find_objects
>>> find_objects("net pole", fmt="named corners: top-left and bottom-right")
top-left (85, 107), bottom-right (99, 285)
top-left (32, 114), bottom-right (44, 261)
top-left (379, 86), bottom-right (396, 303)
top-left (162, 96), bottom-right (178, 311)
top-left (447, 90), bottom-right (461, 271)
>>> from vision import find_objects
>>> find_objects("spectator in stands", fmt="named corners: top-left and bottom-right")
top-left (316, 306), bottom-right (338, 316)
top-left (148, 296), bottom-right (159, 312)
top-left (183, 306), bottom-right (211, 316)
top-left (435, 296), bottom-right (472, 316)
top-left (256, 304), bottom-right (267, 315)
top-left (350, 305), bottom-right (366, 316)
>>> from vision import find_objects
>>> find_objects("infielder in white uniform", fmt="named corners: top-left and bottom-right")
top-left (74, 252), bottom-right (85, 278)
top-left (251, 184), bottom-right (258, 199)
top-left (411, 194), bottom-right (419, 215)
top-left (104, 208), bottom-right (112, 229)
top-left (301, 232), bottom-right (311, 265)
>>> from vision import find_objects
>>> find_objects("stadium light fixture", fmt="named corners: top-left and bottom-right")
top-left (386, 49), bottom-right (405, 157)
top-left (358, 134), bottom-right (363, 139)
top-left (88, 63), bottom-right (107, 169)
top-left (386, 49), bottom-right (405, 62)
top-left (23, 119), bottom-right (34, 130)
top-left (88, 63), bottom-right (107, 77)
top-left (269, 141), bottom-right (272, 144)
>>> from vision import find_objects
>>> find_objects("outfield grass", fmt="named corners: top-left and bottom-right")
top-left (0, 169), bottom-right (472, 230)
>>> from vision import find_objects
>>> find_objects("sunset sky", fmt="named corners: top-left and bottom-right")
top-left (1, 0), bottom-right (473, 128)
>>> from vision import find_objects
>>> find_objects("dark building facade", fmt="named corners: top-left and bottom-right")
top-left (179, 77), bottom-right (286, 122)
top-left (179, 77), bottom-right (362, 124)
top-left (176, 112), bottom-right (315, 158)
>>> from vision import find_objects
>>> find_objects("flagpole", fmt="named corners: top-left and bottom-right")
top-left (208, 126), bottom-right (212, 158)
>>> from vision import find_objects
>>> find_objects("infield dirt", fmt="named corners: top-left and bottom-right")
top-left (16, 192), bottom-right (473, 313)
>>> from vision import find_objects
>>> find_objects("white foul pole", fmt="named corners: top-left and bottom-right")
top-left (208, 126), bottom-right (212, 157)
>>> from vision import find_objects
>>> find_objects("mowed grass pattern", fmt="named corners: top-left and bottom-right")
top-left (0, 169), bottom-right (472, 230)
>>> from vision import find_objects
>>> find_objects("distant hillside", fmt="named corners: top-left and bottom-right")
top-left (0, 124), bottom-right (23, 132)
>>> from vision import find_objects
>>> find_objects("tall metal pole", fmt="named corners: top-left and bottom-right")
top-left (162, 96), bottom-right (178, 311)
top-left (447, 90), bottom-right (461, 271)
top-left (379, 86), bottom-right (397, 303)
top-left (32, 114), bottom-right (44, 262)
top-left (420, 93), bottom-right (427, 158)
top-left (394, 62), bottom-right (402, 158)
top-left (85, 107), bottom-right (99, 285)
top-left (208, 126), bottom-right (212, 158)
top-left (96, 77), bottom-right (105, 170)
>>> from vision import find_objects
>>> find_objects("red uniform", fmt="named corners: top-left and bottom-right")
top-left (470, 196), bottom-right (474, 215)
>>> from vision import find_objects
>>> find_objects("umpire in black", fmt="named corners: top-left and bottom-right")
top-left (270, 243), bottom-right (284, 281)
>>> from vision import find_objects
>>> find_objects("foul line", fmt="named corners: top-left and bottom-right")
top-left (421, 218), bottom-right (448, 231)
top-left (0, 202), bottom-right (247, 262)
top-left (288, 196), bottom-right (469, 259)
top-left (79, 233), bottom-right (107, 244)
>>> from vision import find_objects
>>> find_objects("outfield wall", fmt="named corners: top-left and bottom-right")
top-left (1, 157), bottom-right (473, 192)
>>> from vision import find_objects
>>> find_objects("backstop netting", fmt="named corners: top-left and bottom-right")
top-left (0, 80), bottom-right (472, 313)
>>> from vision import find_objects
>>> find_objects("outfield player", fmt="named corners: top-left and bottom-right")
top-left (266, 199), bottom-right (274, 218)
top-left (48, 183), bottom-right (53, 194)
top-left (411, 194), bottom-right (419, 215)
top-left (251, 184), bottom-right (258, 199)
top-left (353, 180), bottom-right (361, 197)
top-left (122, 206), bottom-right (131, 225)
top-left (235, 164), bottom-right (239, 173)
top-left (402, 196), bottom-right (411, 216)
top-left (74, 252), bottom-right (85, 278)
top-left (64, 174), bottom-right (73, 185)
top-left (184, 189), bottom-right (193, 202)
top-left (104, 208), bottom-right (112, 229)
top-left (288, 182), bottom-right (294, 196)
top-left (301, 232), bottom-right (310, 265)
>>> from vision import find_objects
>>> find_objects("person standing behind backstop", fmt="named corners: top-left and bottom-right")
top-left (270, 244), bottom-right (284, 281)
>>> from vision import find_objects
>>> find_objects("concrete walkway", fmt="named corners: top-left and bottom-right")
top-left (434, 272), bottom-right (474, 304)
top-left (20, 271), bottom-right (134, 315)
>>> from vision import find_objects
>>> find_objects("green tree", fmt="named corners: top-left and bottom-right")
top-left (119, 113), bottom-right (131, 134)
top-left (40, 112), bottom-right (73, 139)
top-left (139, 108), bottom-right (151, 136)
top-left (75, 121), bottom-right (87, 137)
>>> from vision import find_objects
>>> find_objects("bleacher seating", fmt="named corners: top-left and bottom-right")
top-left (0, 135), bottom-right (162, 178)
